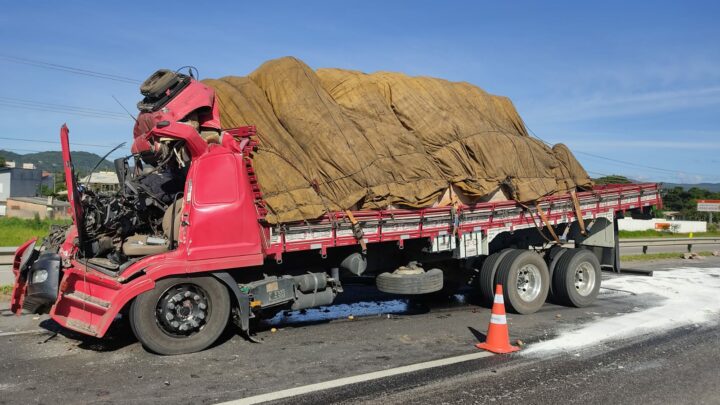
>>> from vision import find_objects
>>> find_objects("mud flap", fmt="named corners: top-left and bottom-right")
top-left (211, 272), bottom-right (260, 343)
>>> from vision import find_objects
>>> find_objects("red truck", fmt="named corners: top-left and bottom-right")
top-left (9, 70), bottom-right (662, 355)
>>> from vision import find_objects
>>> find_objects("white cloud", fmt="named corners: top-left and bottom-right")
top-left (563, 139), bottom-right (720, 150)
top-left (528, 86), bottom-right (720, 122)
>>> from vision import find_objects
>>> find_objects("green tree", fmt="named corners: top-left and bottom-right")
top-left (593, 175), bottom-right (633, 185)
top-left (661, 186), bottom-right (720, 220)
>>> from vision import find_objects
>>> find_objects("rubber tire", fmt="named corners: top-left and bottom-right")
top-left (552, 249), bottom-right (602, 308)
top-left (376, 268), bottom-right (443, 295)
top-left (496, 250), bottom-right (550, 314)
top-left (545, 246), bottom-right (569, 299)
top-left (130, 276), bottom-right (231, 355)
top-left (477, 249), bottom-right (513, 307)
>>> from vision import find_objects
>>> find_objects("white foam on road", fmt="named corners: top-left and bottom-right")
top-left (525, 267), bottom-right (720, 355)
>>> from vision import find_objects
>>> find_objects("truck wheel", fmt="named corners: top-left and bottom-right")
top-left (545, 246), bottom-right (569, 300)
top-left (477, 249), bottom-right (513, 307)
top-left (376, 268), bottom-right (443, 295)
top-left (495, 250), bottom-right (550, 314)
top-left (552, 249), bottom-right (601, 307)
top-left (130, 276), bottom-right (231, 355)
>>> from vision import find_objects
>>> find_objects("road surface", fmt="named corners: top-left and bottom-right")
top-left (1, 257), bottom-right (718, 404)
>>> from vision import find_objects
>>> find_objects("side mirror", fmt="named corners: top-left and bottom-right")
top-left (114, 157), bottom-right (128, 191)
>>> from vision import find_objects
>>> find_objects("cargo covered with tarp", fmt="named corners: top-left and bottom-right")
top-left (203, 57), bottom-right (592, 224)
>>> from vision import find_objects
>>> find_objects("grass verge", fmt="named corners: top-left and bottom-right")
top-left (0, 285), bottom-right (12, 302)
top-left (621, 251), bottom-right (715, 262)
top-left (0, 217), bottom-right (70, 247)
top-left (618, 230), bottom-right (720, 239)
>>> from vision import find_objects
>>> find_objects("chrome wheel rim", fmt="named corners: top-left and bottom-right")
top-left (156, 284), bottom-right (211, 336)
top-left (574, 262), bottom-right (596, 296)
top-left (516, 264), bottom-right (542, 302)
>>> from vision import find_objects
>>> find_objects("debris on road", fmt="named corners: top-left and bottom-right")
top-left (524, 267), bottom-right (720, 355)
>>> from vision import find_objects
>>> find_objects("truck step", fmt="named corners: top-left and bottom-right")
top-left (63, 291), bottom-right (111, 310)
top-left (65, 318), bottom-right (99, 336)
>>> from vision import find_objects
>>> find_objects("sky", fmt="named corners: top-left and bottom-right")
top-left (0, 0), bottom-right (718, 183)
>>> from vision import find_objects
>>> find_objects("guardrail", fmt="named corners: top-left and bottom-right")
top-left (618, 237), bottom-right (720, 254)
top-left (0, 247), bottom-right (16, 266)
top-left (2, 238), bottom-right (719, 264)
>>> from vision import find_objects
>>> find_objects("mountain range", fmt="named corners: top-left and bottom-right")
top-left (0, 150), bottom-right (114, 174)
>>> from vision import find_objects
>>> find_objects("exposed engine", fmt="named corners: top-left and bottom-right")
top-left (77, 139), bottom-right (190, 267)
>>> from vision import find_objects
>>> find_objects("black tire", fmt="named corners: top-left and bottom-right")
top-left (496, 250), bottom-right (550, 314)
top-left (376, 268), bottom-right (443, 295)
top-left (130, 276), bottom-right (231, 355)
top-left (477, 249), bottom-right (513, 307)
top-left (552, 249), bottom-right (602, 307)
top-left (545, 246), bottom-right (569, 299)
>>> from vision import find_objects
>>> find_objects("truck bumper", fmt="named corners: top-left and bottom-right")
top-left (9, 239), bottom-right (38, 315)
top-left (22, 252), bottom-right (61, 314)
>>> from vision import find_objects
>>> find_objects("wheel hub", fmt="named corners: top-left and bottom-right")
top-left (574, 262), bottom-right (596, 296)
top-left (516, 264), bottom-right (542, 302)
top-left (156, 284), bottom-right (210, 336)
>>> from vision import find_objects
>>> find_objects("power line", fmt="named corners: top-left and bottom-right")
top-left (0, 101), bottom-right (129, 121)
top-left (0, 136), bottom-right (130, 149)
top-left (0, 147), bottom-right (61, 153)
top-left (521, 120), bottom-right (719, 179)
top-left (0, 96), bottom-right (128, 117)
top-left (574, 151), bottom-right (717, 178)
top-left (0, 54), bottom-right (141, 84)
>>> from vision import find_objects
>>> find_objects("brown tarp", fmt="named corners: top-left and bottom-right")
top-left (203, 57), bottom-right (592, 224)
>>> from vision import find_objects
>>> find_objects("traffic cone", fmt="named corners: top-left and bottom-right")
top-left (475, 284), bottom-right (520, 354)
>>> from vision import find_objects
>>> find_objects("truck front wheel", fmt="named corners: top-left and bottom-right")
top-left (130, 276), bottom-right (231, 355)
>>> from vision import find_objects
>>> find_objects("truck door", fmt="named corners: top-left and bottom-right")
top-left (184, 147), bottom-right (264, 263)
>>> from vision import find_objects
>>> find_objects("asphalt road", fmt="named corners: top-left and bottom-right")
top-left (288, 324), bottom-right (720, 404)
top-left (1, 257), bottom-right (718, 404)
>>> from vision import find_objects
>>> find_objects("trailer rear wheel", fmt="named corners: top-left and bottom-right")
top-left (545, 246), bottom-right (569, 299)
top-left (130, 276), bottom-right (230, 355)
top-left (552, 249), bottom-right (601, 307)
top-left (477, 249), bottom-right (513, 307)
top-left (495, 250), bottom-right (549, 314)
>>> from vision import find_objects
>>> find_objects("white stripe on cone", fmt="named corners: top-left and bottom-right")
top-left (490, 314), bottom-right (507, 324)
top-left (494, 294), bottom-right (504, 304)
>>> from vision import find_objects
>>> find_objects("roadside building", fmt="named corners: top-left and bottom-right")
top-left (0, 166), bottom-right (55, 216)
top-left (5, 196), bottom-right (71, 219)
top-left (79, 171), bottom-right (119, 192)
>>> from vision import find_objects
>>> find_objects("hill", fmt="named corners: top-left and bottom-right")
top-left (0, 150), bottom-right (114, 174)
top-left (660, 182), bottom-right (720, 193)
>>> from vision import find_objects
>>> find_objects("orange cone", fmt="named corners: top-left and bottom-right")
top-left (475, 284), bottom-right (520, 354)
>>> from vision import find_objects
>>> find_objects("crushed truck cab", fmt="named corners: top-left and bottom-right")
top-left (10, 68), bottom-right (663, 355)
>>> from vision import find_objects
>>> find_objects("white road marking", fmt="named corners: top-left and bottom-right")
top-left (216, 351), bottom-right (494, 405)
top-left (0, 329), bottom-right (50, 337)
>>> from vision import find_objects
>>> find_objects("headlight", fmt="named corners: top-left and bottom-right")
top-left (31, 269), bottom-right (48, 284)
